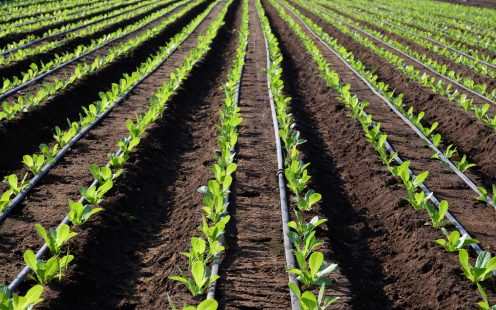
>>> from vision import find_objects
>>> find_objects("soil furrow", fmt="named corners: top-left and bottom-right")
top-left (215, 2), bottom-right (290, 308)
top-left (34, 1), bottom-right (241, 307)
top-left (0, 0), bottom-right (211, 179)
top-left (290, 3), bottom-right (496, 191)
top-left (0, 0), bottom-right (223, 287)
top-left (263, 0), bottom-right (485, 308)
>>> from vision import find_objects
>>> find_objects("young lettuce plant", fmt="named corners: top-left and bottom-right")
top-left (3, 174), bottom-right (28, 196)
top-left (35, 224), bottom-right (77, 255)
top-left (0, 284), bottom-right (44, 310)
top-left (79, 180), bottom-right (113, 205)
top-left (89, 164), bottom-right (122, 185)
top-left (68, 200), bottom-right (103, 226)
top-left (22, 154), bottom-right (45, 175)
top-left (459, 249), bottom-right (496, 283)
top-left (23, 250), bottom-right (74, 284)
top-left (169, 260), bottom-right (219, 296)
top-left (476, 185), bottom-right (496, 205)
top-left (289, 251), bottom-right (337, 286)
top-left (0, 190), bottom-right (13, 212)
top-left (435, 228), bottom-right (479, 252)
top-left (425, 200), bottom-right (449, 228)
top-left (288, 283), bottom-right (339, 310)
top-left (477, 284), bottom-right (496, 310)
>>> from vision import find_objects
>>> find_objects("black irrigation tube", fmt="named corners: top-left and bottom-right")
top-left (0, 0), bottom-right (199, 225)
top-left (306, 0), bottom-right (496, 106)
top-left (259, 5), bottom-right (300, 310)
top-left (206, 13), bottom-right (246, 301)
top-left (0, 0), bottom-right (124, 30)
top-left (6, 0), bottom-right (216, 292)
top-left (0, 0), bottom-right (164, 56)
top-left (290, 0), bottom-right (496, 207)
top-left (0, 0), bottom-right (182, 102)
top-left (280, 0), bottom-right (495, 267)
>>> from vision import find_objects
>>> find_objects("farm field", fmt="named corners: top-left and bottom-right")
top-left (0, 0), bottom-right (496, 309)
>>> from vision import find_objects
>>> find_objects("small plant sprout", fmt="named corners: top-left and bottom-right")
top-left (89, 164), bottom-right (122, 185)
top-left (0, 190), bottom-right (13, 212)
top-left (432, 144), bottom-right (457, 160)
top-left (459, 249), bottom-right (496, 283)
top-left (79, 180), bottom-right (113, 205)
top-left (68, 200), bottom-right (103, 226)
top-left (425, 200), bottom-right (449, 228)
top-left (180, 237), bottom-right (207, 267)
top-left (406, 191), bottom-right (432, 211)
top-left (476, 185), bottom-right (496, 205)
top-left (39, 143), bottom-right (59, 164)
top-left (0, 284), bottom-right (44, 310)
top-left (35, 224), bottom-right (77, 255)
top-left (288, 283), bottom-right (339, 310)
top-left (3, 174), bottom-right (29, 196)
top-left (296, 190), bottom-right (322, 212)
top-left (435, 228), bottom-right (479, 252)
top-left (456, 155), bottom-right (476, 172)
top-left (289, 252), bottom-right (337, 286)
top-left (22, 154), bottom-right (45, 175)
top-left (169, 260), bottom-right (219, 296)
top-left (23, 250), bottom-right (73, 284)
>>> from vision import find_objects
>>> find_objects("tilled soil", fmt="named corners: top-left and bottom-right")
top-left (0, 0), bottom-right (211, 178)
top-left (215, 1), bottom-right (290, 308)
top-left (264, 0), bottom-right (489, 308)
top-left (0, 0), bottom-right (224, 287)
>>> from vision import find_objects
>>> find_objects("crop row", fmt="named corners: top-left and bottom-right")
top-left (0, 0), bottom-right (204, 220)
top-left (270, 0), bottom-right (496, 307)
top-left (259, 0), bottom-right (340, 308)
top-left (1, 1), bottom-right (226, 308)
top-left (0, 0), bottom-right (189, 123)
top-left (303, 0), bottom-right (496, 136)
top-left (168, 1), bottom-right (247, 308)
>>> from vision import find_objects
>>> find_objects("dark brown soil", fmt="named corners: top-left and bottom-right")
top-left (215, 2), bottom-right (290, 308)
top-left (291, 3), bottom-right (496, 190)
top-left (0, 0), bottom-right (211, 180)
top-left (264, 0), bottom-right (493, 308)
top-left (0, 0), bottom-right (226, 290)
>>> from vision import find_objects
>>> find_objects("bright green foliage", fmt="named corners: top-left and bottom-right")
top-left (459, 249), bottom-right (496, 283)
top-left (289, 252), bottom-right (337, 286)
top-left (0, 284), bottom-right (44, 310)
top-left (169, 260), bottom-right (219, 296)
top-left (22, 154), bottom-right (45, 175)
top-left (35, 224), bottom-right (77, 255)
top-left (68, 200), bottom-right (103, 226)
top-left (288, 283), bottom-right (339, 310)
top-left (23, 250), bottom-right (73, 284)
top-left (435, 228), bottom-right (478, 252)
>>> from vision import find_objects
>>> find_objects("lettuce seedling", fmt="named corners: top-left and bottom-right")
top-left (459, 249), bottom-right (496, 283)
top-left (79, 180), bottom-right (113, 205)
top-left (89, 164), bottom-right (122, 185)
top-left (39, 143), bottom-right (59, 164)
top-left (296, 190), bottom-right (322, 212)
top-left (3, 174), bottom-right (28, 195)
top-left (289, 251), bottom-right (337, 286)
top-left (288, 283), bottom-right (339, 310)
top-left (35, 223), bottom-right (77, 255)
top-left (456, 155), bottom-right (476, 172)
top-left (288, 230), bottom-right (323, 259)
top-left (22, 154), bottom-right (45, 175)
top-left (436, 228), bottom-right (478, 252)
top-left (0, 284), bottom-right (44, 310)
top-left (169, 260), bottom-right (219, 296)
top-left (23, 250), bottom-right (73, 284)
top-left (68, 200), bottom-right (103, 226)
top-left (425, 200), bottom-right (449, 228)
top-left (476, 185), bottom-right (496, 205)
top-left (181, 237), bottom-right (207, 267)
top-left (406, 191), bottom-right (432, 211)
top-left (288, 213), bottom-right (327, 238)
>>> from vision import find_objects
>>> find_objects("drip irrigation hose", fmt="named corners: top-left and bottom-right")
top-left (259, 5), bottom-right (300, 310)
top-left (0, 0), bottom-right (204, 224)
top-left (0, 0), bottom-right (167, 56)
top-left (279, 0), bottom-right (495, 274)
top-left (303, 0), bottom-right (496, 106)
top-left (0, 0), bottom-right (184, 102)
top-left (292, 0), bottom-right (494, 207)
